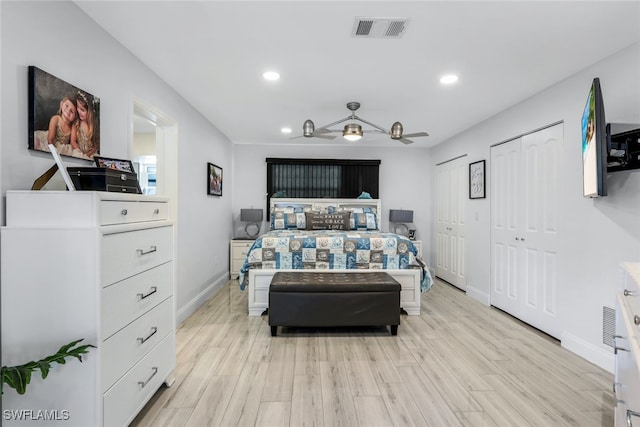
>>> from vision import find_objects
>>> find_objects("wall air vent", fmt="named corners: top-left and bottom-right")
top-left (603, 306), bottom-right (615, 347)
top-left (352, 17), bottom-right (408, 39)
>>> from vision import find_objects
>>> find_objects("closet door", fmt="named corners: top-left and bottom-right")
top-left (519, 125), bottom-right (560, 337)
top-left (451, 158), bottom-right (467, 290)
top-left (436, 156), bottom-right (466, 290)
top-left (490, 124), bottom-right (561, 338)
top-left (490, 138), bottom-right (523, 313)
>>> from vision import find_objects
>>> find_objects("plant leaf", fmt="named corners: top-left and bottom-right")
top-left (1, 338), bottom-right (95, 395)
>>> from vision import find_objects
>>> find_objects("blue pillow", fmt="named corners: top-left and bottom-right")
top-left (350, 212), bottom-right (378, 230)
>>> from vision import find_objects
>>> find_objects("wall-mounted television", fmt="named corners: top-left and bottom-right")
top-left (581, 78), bottom-right (608, 198)
top-left (607, 123), bottom-right (640, 173)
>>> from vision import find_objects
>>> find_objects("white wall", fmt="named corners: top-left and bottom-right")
top-left (431, 42), bottom-right (640, 371)
top-left (132, 132), bottom-right (156, 157)
top-left (232, 144), bottom-right (433, 256)
top-left (0, 2), bottom-right (233, 324)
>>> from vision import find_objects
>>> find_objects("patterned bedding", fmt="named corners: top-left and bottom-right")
top-left (238, 229), bottom-right (433, 292)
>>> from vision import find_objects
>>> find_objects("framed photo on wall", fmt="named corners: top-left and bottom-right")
top-left (469, 160), bottom-right (486, 199)
top-left (28, 66), bottom-right (100, 161)
top-left (207, 162), bottom-right (223, 196)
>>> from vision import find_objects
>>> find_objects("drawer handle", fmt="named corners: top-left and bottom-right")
top-left (137, 327), bottom-right (158, 344)
top-left (615, 346), bottom-right (630, 354)
top-left (121, 209), bottom-right (128, 216)
top-left (628, 409), bottom-right (640, 427)
top-left (153, 208), bottom-right (160, 214)
top-left (137, 246), bottom-right (157, 256)
top-left (137, 286), bottom-right (158, 300)
top-left (635, 315), bottom-right (640, 326)
top-left (624, 289), bottom-right (637, 297)
top-left (138, 367), bottom-right (158, 389)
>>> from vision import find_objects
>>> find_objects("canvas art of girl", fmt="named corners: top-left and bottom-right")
top-left (47, 94), bottom-right (77, 157)
top-left (71, 91), bottom-right (98, 159)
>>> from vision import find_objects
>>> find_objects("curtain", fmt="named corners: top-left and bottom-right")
top-left (266, 158), bottom-right (380, 211)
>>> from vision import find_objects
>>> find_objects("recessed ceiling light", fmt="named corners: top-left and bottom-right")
top-left (281, 127), bottom-right (292, 134)
top-left (440, 74), bottom-right (458, 85)
top-left (263, 71), bottom-right (280, 81)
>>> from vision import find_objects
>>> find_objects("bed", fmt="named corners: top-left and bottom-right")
top-left (239, 198), bottom-right (432, 316)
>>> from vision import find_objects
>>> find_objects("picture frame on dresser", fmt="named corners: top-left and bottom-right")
top-left (94, 156), bottom-right (135, 173)
top-left (28, 66), bottom-right (101, 161)
top-left (207, 162), bottom-right (223, 196)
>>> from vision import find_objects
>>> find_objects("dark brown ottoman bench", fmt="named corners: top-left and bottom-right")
top-left (268, 271), bottom-right (401, 336)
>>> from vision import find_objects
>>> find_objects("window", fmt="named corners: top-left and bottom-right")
top-left (266, 158), bottom-right (380, 210)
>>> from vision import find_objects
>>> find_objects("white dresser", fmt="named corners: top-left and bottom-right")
top-left (230, 238), bottom-right (254, 279)
top-left (615, 262), bottom-right (640, 427)
top-left (1, 191), bottom-right (175, 427)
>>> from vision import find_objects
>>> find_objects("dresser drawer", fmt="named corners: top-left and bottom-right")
top-left (101, 226), bottom-right (173, 285)
top-left (100, 200), bottom-right (168, 226)
top-left (232, 241), bottom-right (253, 256)
top-left (231, 258), bottom-right (245, 272)
top-left (102, 297), bottom-right (173, 392)
top-left (102, 261), bottom-right (173, 338)
top-left (232, 245), bottom-right (251, 260)
top-left (103, 333), bottom-right (175, 427)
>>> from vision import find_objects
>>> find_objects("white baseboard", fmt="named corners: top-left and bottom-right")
top-left (466, 284), bottom-right (490, 306)
top-left (561, 331), bottom-right (615, 373)
top-left (176, 273), bottom-right (228, 326)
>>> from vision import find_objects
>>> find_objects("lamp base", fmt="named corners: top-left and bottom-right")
top-left (393, 223), bottom-right (409, 236)
top-left (245, 222), bottom-right (261, 239)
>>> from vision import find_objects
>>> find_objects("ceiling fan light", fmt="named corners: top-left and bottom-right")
top-left (303, 119), bottom-right (315, 137)
top-left (391, 121), bottom-right (403, 139)
top-left (343, 123), bottom-right (363, 141)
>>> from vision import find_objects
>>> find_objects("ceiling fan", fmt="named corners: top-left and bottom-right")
top-left (291, 101), bottom-right (429, 144)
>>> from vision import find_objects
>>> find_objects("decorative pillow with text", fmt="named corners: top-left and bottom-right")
top-left (304, 212), bottom-right (351, 230)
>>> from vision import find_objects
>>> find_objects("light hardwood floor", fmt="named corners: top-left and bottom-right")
top-left (131, 278), bottom-right (614, 426)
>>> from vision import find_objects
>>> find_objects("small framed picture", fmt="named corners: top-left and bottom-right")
top-left (208, 162), bottom-right (223, 196)
top-left (469, 160), bottom-right (486, 199)
top-left (94, 156), bottom-right (135, 173)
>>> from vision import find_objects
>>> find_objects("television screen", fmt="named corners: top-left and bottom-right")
top-left (582, 78), bottom-right (607, 197)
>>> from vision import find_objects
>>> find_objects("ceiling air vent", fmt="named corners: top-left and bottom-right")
top-left (352, 17), bottom-right (408, 39)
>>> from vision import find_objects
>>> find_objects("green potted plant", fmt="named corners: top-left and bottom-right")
top-left (1, 339), bottom-right (94, 395)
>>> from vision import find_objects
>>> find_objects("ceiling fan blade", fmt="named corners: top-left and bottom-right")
top-left (315, 128), bottom-right (341, 135)
top-left (399, 138), bottom-right (414, 145)
top-left (313, 134), bottom-right (337, 140)
top-left (402, 131), bottom-right (429, 138)
top-left (289, 133), bottom-right (336, 140)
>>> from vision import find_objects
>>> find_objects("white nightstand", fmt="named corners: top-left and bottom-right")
top-left (411, 240), bottom-right (422, 258)
top-left (230, 239), bottom-right (255, 279)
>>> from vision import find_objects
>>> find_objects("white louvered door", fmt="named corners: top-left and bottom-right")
top-left (491, 123), bottom-right (561, 338)
top-left (436, 156), bottom-right (466, 290)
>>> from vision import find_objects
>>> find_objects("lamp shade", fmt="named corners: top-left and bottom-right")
top-left (241, 208), bottom-right (263, 222)
top-left (389, 209), bottom-right (413, 223)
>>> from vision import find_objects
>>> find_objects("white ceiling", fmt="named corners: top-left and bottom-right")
top-left (76, 1), bottom-right (640, 148)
